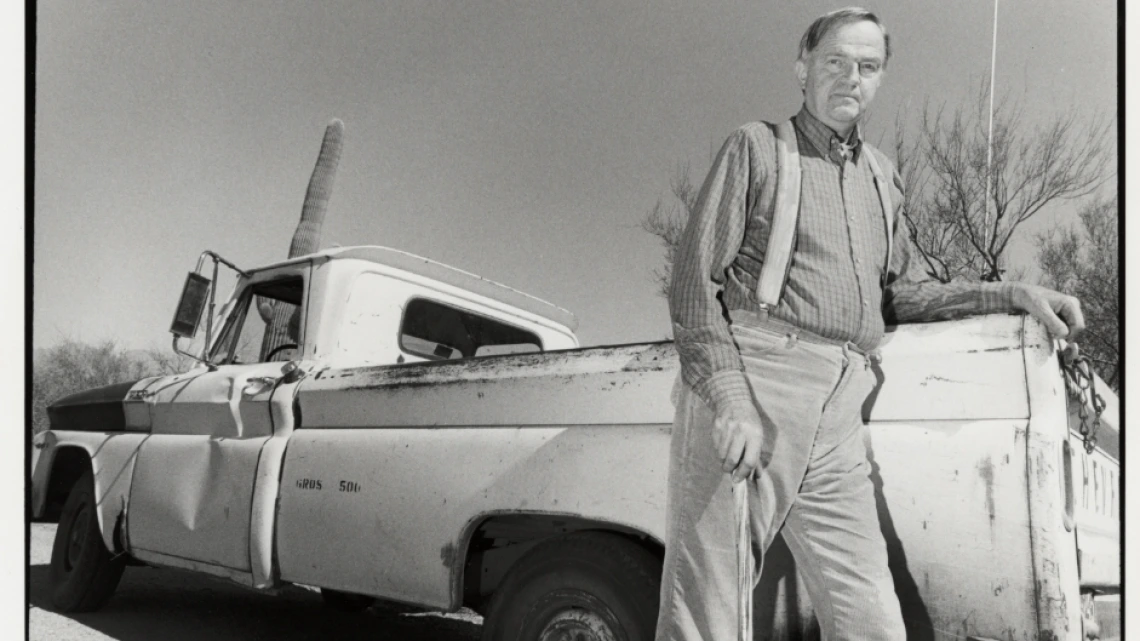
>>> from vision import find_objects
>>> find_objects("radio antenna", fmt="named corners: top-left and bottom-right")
top-left (983, 0), bottom-right (999, 275)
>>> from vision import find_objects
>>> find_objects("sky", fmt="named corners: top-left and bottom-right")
top-left (33, 0), bottom-right (1117, 351)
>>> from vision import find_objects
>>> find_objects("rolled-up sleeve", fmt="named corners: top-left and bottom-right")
top-left (669, 127), bottom-right (758, 416)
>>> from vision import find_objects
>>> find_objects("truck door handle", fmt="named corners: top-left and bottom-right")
top-left (242, 363), bottom-right (305, 396)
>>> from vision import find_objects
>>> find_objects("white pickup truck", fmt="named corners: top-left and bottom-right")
top-left (32, 246), bottom-right (1119, 641)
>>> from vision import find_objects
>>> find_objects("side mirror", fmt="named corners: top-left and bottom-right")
top-left (170, 272), bottom-right (211, 338)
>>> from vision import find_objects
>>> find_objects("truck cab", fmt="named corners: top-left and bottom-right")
top-left (200, 245), bottom-right (579, 370)
top-left (35, 244), bottom-right (579, 575)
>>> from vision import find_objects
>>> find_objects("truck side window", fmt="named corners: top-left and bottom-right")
top-left (399, 298), bottom-right (542, 361)
top-left (211, 277), bottom-right (305, 364)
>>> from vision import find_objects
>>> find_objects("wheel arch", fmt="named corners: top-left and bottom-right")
top-left (451, 510), bottom-right (663, 614)
top-left (34, 431), bottom-right (150, 555)
top-left (35, 444), bottom-right (93, 523)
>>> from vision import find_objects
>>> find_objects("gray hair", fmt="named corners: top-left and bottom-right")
top-left (798, 7), bottom-right (891, 67)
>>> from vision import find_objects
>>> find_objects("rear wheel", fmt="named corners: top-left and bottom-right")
top-left (49, 469), bottom-right (126, 612)
top-left (481, 532), bottom-right (662, 641)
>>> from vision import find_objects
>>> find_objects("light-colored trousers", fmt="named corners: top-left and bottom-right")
top-left (655, 317), bottom-right (906, 641)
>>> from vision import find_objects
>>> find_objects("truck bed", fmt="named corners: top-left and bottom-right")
top-left (300, 313), bottom-right (1042, 427)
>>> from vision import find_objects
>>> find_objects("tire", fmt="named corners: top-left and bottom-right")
top-left (320, 588), bottom-right (375, 612)
top-left (49, 469), bottom-right (126, 612)
top-left (481, 532), bottom-right (662, 641)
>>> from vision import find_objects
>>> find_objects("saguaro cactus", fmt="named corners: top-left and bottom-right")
top-left (288, 119), bottom-right (345, 258)
top-left (259, 119), bottom-right (345, 360)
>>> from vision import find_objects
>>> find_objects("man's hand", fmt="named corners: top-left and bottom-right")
top-left (1013, 284), bottom-right (1085, 341)
top-left (712, 402), bottom-right (764, 483)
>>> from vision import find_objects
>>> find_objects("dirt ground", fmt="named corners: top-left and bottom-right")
top-left (29, 523), bottom-right (483, 641)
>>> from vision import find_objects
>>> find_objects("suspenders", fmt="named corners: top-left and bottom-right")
top-left (865, 146), bottom-right (895, 290)
top-left (756, 121), bottom-right (802, 307)
top-left (755, 119), bottom-right (896, 308)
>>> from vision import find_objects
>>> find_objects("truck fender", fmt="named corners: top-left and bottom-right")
top-left (32, 431), bottom-right (150, 554)
top-left (31, 430), bottom-right (61, 519)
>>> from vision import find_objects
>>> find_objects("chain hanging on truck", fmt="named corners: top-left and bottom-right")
top-left (1058, 345), bottom-right (1107, 454)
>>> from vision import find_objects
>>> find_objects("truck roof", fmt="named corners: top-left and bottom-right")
top-left (252, 245), bottom-right (579, 332)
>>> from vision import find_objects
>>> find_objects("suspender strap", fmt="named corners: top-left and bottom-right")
top-left (754, 120), bottom-right (897, 305)
top-left (864, 149), bottom-right (895, 287)
top-left (755, 120), bottom-right (801, 307)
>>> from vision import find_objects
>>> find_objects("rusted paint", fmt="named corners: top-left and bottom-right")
top-left (439, 542), bottom-right (458, 571)
top-left (319, 342), bottom-right (678, 393)
top-left (976, 456), bottom-right (996, 527)
top-left (920, 374), bottom-right (967, 386)
top-left (964, 345), bottom-right (1018, 354)
top-left (1022, 323), bottom-right (1082, 638)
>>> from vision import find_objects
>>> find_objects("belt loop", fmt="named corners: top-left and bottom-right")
top-left (756, 304), bottom-right (770, 322)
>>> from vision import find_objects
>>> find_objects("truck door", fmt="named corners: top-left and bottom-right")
top-left (127, 266), bottom-right (310, 572)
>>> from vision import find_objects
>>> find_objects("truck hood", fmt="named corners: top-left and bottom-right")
top-left (47, 380), bottom-right (139, 432)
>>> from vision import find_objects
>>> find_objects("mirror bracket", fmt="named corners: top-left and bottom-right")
top-left (172, 335), bottom-right (217, 372)
top-left (169, 251), bottom-right (247, 369)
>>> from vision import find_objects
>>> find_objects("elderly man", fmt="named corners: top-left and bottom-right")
top-left (657, 7), bottom-right (1083, 641)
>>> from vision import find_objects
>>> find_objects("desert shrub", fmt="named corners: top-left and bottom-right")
top-left (31, 339), bottom-right (191, 436)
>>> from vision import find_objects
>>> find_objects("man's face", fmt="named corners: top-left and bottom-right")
top-left (795, 20), bottom-right (886, 136)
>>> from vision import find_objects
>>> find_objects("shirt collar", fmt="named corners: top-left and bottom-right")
top-left (793, 105), bottom-right (863, 164)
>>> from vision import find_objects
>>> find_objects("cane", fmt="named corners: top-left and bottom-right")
top-left (733, 479), bottom-right (753, 641)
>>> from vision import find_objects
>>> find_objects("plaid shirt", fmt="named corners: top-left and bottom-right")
top-left (669, 107), bottom-right (1017, 416)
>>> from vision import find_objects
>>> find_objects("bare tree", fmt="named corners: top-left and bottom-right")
top-left (641, 164), bottom-right (698, 297)
top-left (891, 113), bottom-right (986, 283)
top-left (899, 87), bottom-right (1113, 282)
top-left (1036, 196), bottom-right (1119, 390)
top-left (644, 90), bottom-right (1114, 293)
top-left (144, 348), bottom-right (198, 376)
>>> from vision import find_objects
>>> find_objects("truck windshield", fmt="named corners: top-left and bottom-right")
top-left (211, 276), bottom-right (305, 364)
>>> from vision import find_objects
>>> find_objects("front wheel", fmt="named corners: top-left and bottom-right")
top-left (481, 532), bottom-right (662, 641)
top-left (49, 469), bottom-right (126, 612)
